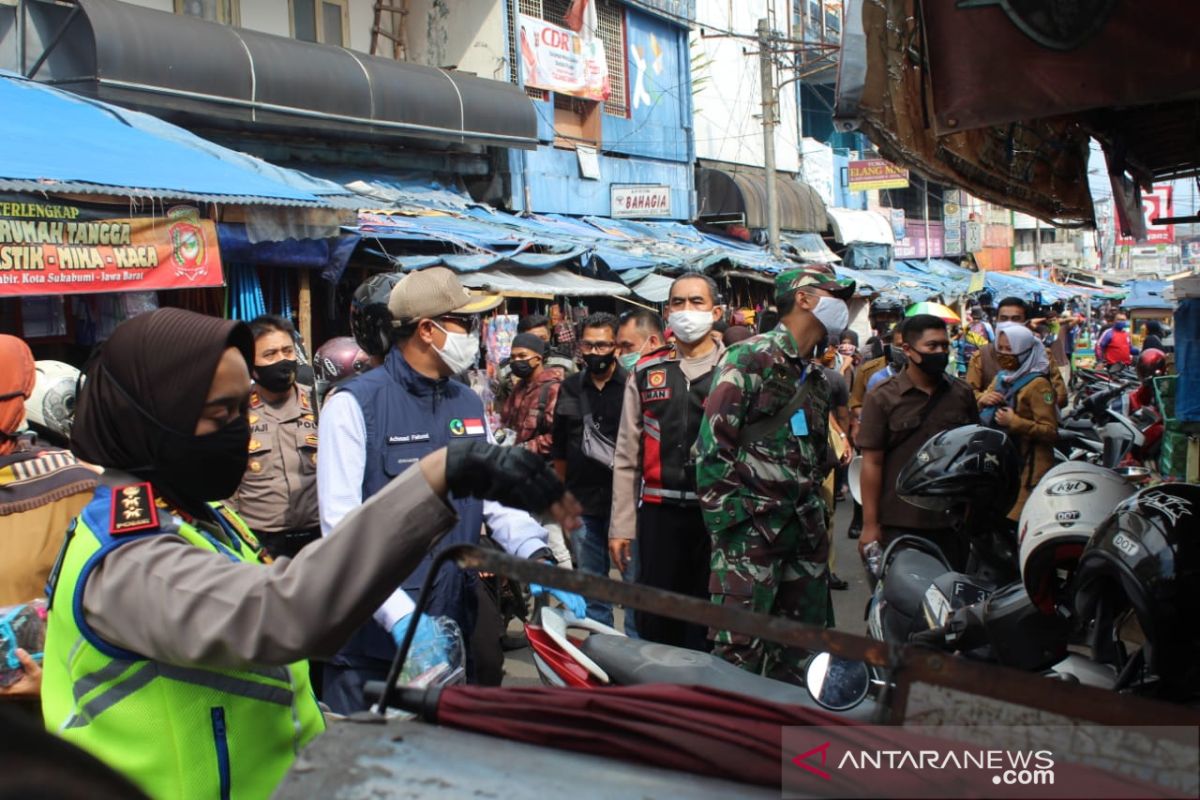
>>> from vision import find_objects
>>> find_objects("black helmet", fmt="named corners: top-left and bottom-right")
top-left (897, 425), bottom-right (1020, 514)
top-left (870, 296), bottom-right (904, 316)
top-left (1072, 484), bottom-right (1200, 691)
top-left (350, 272), bottom-right (403, 358)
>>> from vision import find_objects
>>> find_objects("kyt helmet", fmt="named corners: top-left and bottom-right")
top-left (24, 361), bottom-right (81, 444)
top-left (350, 272), bottom-right (403, 357)
top-left (1072, 483), bottom-right (1200, 694)
top-left (896, 425), bottom-right (1020, 515)
top-left (1018, 462), bottom-right (1137, 615)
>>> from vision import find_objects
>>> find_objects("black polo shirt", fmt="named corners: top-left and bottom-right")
top-left (550, 367), bottom-right (628, 517)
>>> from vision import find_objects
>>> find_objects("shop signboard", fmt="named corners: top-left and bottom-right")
top-left (893, 221), bottom-right (944, 259)
top-left (518, 14), bottom-right (611, 102)
top-left (847, 159), bottom-right (909, 192)
top-left (1181, 236), bottom-right (1200, 267)
top-left (623, 0), bottom-right (693, 22)
top-left (943, 189), bottom-right (962, 256)
top-left (889, 208), bottom-right (906, 240)
top-left (0, 199), bottom-right (223, 296)
top-left (611, 184), bottom-right (671, 218)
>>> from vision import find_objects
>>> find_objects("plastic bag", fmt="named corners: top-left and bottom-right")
top-left (397, 615), bottom-right (465, 690)
top-left (0, 599), bottom-right (47, 688)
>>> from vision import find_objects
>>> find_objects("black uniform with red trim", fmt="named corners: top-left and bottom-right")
top-left (634, 347), bottom-right (715, 506)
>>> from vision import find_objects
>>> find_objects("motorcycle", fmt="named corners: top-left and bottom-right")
top-left (524, 604), bottom-right (883, 720)
top-left (862, 427), bottom-right (1137, 690)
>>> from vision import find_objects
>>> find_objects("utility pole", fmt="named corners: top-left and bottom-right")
top-left (758, 18), bottom-right (780, 257)
top-left (1034, 217), bottom-right (1042, 279)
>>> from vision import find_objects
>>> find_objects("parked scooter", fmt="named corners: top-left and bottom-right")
top-left (524, 604), bottom-right (883, 720)
top-left (864, 428), bottom-right (1139, 689)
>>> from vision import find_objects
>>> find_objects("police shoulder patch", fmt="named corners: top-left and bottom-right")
top-left (110, 483), bottom-right (160, 534)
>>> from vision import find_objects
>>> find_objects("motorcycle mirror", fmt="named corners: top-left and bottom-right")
top-left (848, 455), bottom-right (863, 505)
top-left (804, 653), bottom-right (871, 711)
top-left (1114, 466), bottom-right (1152, 485)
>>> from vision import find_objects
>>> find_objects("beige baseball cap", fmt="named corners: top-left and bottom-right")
top-left (387, 267), bottom-right (502, 326)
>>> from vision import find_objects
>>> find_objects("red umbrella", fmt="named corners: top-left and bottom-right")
top-left (392, 683), bottom-right (858, 788)
top-left (390, 684), bottom-right (1188, 796)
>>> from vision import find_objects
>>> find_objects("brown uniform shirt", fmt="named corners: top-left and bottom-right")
top-left (850, 355), bottom-right (888, 412)
top-left (967, 344), bottom-right (1068, 408)
top-left (857, 370), bottom-right (980, 531)
top-left (988, 375), bottom-right (1059, 522)
top-left (229, 386), bottom-right (319, 535)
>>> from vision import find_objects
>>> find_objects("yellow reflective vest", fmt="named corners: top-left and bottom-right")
top-left (42, 483), bottom-right (324, 800)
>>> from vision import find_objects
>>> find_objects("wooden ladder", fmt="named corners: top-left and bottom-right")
top-left (370, 0), bottom-right (409, 59)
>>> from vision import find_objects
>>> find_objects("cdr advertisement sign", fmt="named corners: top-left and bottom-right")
top-left (0, 198), bottom-right (223, 296)
top-left (518, 14), bottom-right (611, 102)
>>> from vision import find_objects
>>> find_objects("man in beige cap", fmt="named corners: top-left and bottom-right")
top-left (317, 268), bottom-right (584, 709)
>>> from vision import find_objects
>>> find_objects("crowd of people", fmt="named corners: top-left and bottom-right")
top-left (0, 264), bottom-right (1179, 797)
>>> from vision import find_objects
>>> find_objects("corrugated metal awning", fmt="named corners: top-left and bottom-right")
top-left (696, 166), bottom-right (827, 232)
top-left (29, 0), bottom-right (538, 150)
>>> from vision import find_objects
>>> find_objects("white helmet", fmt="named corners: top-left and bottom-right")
top-left (1019, 462), bottom-right (1137, 615)
top-left (25, 360), bottom-right (81, 442)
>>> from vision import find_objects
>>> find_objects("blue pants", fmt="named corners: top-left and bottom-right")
top-left (572, 514), bottom-right (639, 637)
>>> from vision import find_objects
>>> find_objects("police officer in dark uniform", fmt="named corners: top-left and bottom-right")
top-left (229, 315), bottom-right (321, 559)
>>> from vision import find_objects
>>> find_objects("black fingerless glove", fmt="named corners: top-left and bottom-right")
top-left (446, 438), bottom-right (565, 513)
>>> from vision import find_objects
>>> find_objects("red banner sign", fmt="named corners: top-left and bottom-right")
top-left (0, 200), bottom-right (223, 295)
top-left (1115, 185), bottom-right (1174, 246)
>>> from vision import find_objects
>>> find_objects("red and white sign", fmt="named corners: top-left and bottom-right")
top-left (518, 14), bottom-right (610, 102)
top-left (1116, 185), bottom-right (1174, 246)
top-left (611, 184), bottom-right (671, 218)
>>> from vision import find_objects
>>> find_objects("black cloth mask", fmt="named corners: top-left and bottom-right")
top-left (510, 360), bottom-right (536, 380)
top-left (254, 359), bottom-right (298, 394)
top-left (153, 415), bottom-right (251, 505)
top-left (912, 350), bottom-right (950, 378)
top-left (885, 344), bottom-right (907, 371)
top-left (582, 353), bottom-right (615, 375)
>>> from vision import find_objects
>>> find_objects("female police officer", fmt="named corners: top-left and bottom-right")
top-left (41, 308), bottom-right (578, 799)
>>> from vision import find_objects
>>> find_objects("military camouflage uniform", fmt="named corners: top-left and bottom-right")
top-left (695, 267), bottom-right (854, 684)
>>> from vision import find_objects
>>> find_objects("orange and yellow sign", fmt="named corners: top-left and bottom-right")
top-left (0, 200), bottom-right (223, 296)
top-left (847, 159), bottom-right (910, 192)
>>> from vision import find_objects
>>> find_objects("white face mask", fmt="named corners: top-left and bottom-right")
top-left (668, 311), bottom-right (716, 344)
top-left (812, 296), bottom-right (849, 337)
top-left (432, 322), bottom-right (480, 374)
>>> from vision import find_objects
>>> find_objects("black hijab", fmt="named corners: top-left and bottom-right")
top-left (72, 308), bottom-right (253, 505)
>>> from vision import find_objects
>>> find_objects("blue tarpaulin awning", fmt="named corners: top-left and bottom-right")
top-left (0, 72), bottom-right (340, 207)
top-left (1121, 280), bottom-right (1173, 311)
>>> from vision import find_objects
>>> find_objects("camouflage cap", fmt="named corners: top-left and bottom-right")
top-left (774, 267), bottom-right (856, 303)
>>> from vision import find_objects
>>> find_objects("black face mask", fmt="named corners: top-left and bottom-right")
top-left (582, 353), bottom-right (615, 375)
top-left (911, 350), bottom-right (950, 378)
top-left (885, 344), bottom-right (907, 371)
top-left (254, 359), bottom-right (297, 394)
top-left (150, 415), bottom-right (251, 509)
top-left (510, 360), bottom-right (536, 380)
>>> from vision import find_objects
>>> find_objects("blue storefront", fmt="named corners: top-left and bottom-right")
top-left (507, 0), bottom-right (694, 220)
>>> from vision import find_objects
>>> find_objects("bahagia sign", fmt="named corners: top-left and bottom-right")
top-left (0, 199), bottom-right (222, 296)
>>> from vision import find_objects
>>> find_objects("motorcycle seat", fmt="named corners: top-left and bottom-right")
top-left (578, 634), bottom-right (810, 706)
top-left (883, 548), bottom-right (946, 621)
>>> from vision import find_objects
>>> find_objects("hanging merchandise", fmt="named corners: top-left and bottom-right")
top-left (228, 263), bottom-right (266, 321)
top-left (487, 315), bottom-right (519, 369)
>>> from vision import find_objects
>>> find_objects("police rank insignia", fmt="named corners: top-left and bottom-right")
top-left (305, 434), bottom-right (318, 447)
top-left (249, 461), bottom-right (262, 473)
top-left (111, 483), bottom-right (159, 534)
top-left (647, 369), bottom-right (667, 388)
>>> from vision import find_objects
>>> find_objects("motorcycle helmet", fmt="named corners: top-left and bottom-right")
top-left (896, 425), bottom-right (1019, 514)
top-left (870, 296), bottom-right (904, 317)
top-left (24, 361), bottom-right (81, 445)
top-left (1135, 348), bottom-right (1167, 385)
top-left (1072, 483), bottom-right (1200, 692)
top-left (350, 272), bottom-right (403, 358)
top-left (1018, 462), bottom-right (1137, 615)
top-left (315, 337), bottom-right (370, 385)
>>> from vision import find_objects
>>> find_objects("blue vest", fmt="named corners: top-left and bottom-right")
top-left (335, 349), bottom-right (486, 664)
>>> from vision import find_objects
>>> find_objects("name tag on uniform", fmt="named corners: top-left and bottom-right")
top-left (789, 409), bottom-right (809, 437)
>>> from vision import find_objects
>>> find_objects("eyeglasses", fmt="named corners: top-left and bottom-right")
top-left (578, 341), bottom-right (615, 354)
